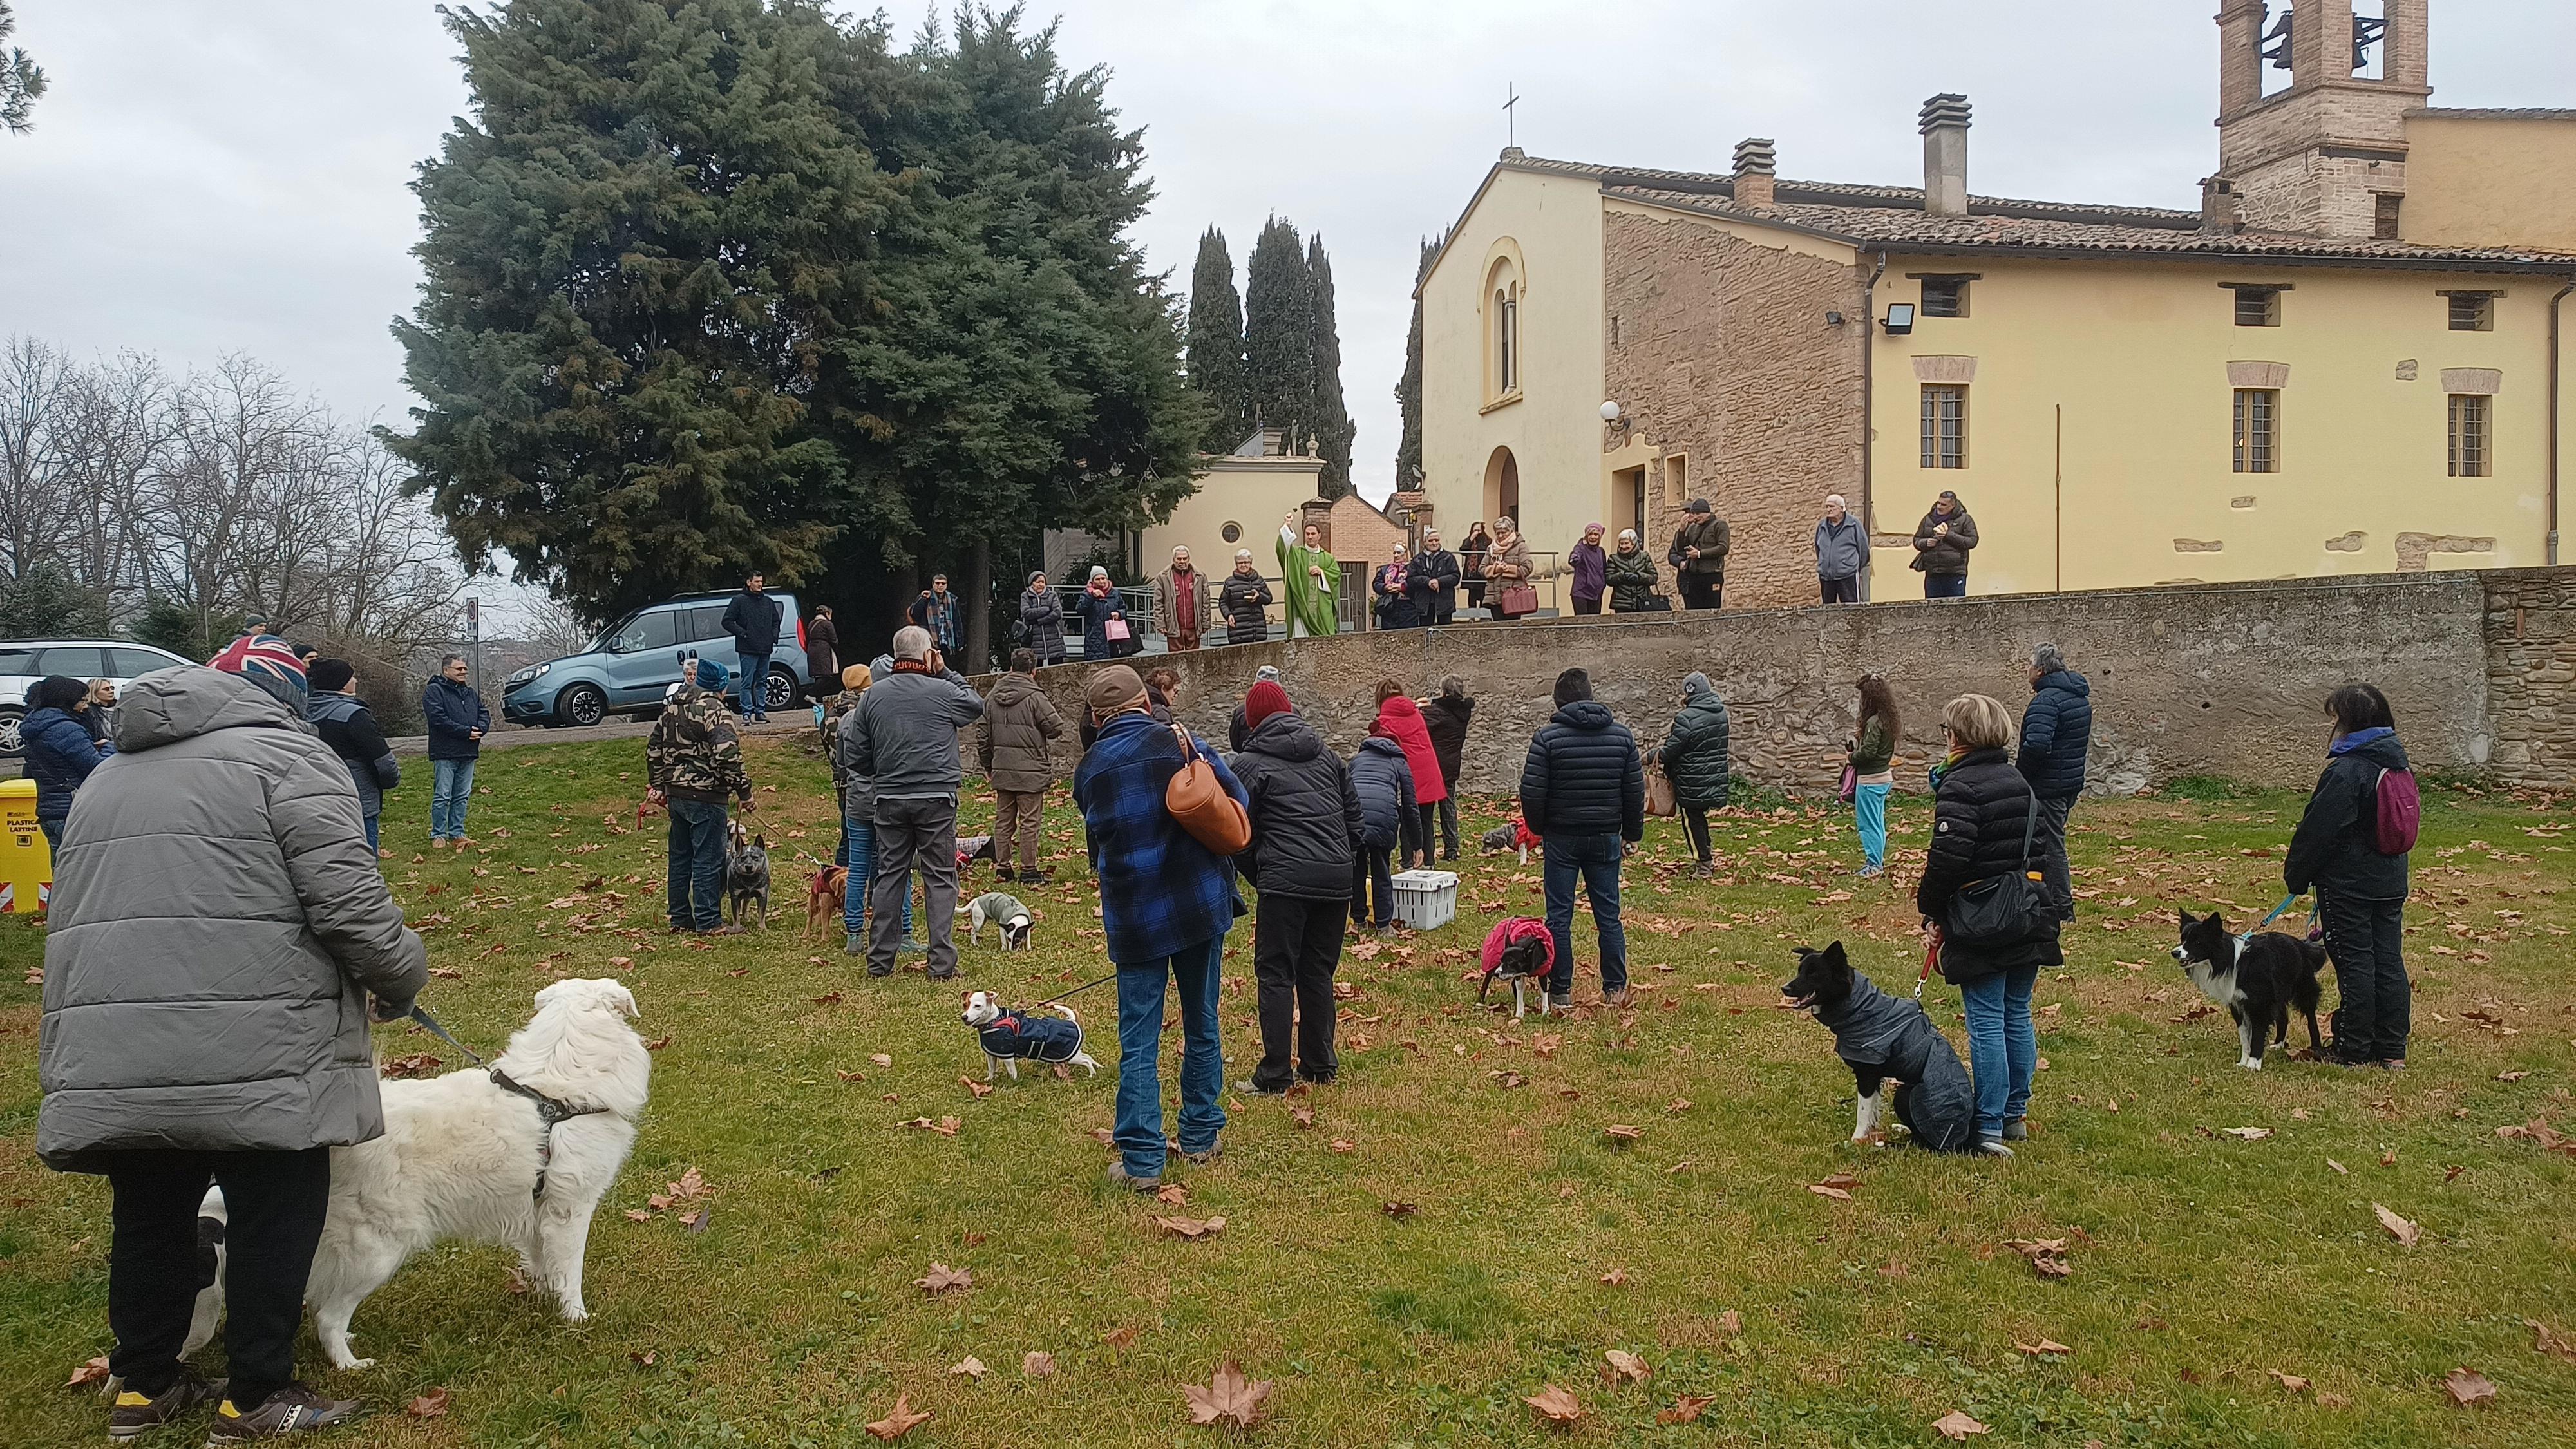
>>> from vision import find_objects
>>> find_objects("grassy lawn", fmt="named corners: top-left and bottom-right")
top-left (4, 730), bottom-right (2573, 1447)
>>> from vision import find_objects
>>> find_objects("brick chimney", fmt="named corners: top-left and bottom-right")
top-left (1918, 94), bottom-right (1971, 217)
top-left (2199, 175), bottom-right (2242, 233)
top-left (1731, 137), bottom-right (1777, 209)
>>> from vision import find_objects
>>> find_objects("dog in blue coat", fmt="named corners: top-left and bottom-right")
top-left (960, 990), bottom-right (1101, 1082)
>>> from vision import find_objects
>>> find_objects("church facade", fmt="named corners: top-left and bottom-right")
top-left (1418, 0), bottom-right (2576, 606)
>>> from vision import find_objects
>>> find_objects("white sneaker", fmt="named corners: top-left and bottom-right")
top-left (1975, 1137), bottom-right (2015, 1159)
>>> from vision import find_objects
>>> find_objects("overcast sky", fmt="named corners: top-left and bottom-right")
top-left (7, 0), bottom-right (2573, 527)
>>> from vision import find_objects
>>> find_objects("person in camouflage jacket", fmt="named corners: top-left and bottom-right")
top-left (648, 659), bottom-right (755, 933)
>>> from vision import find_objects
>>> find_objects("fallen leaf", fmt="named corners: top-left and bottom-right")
top-left (1658, 1393), bottom-right (1717, 1424)
top-left (1715, 1309), bottom-right (1743, 1336)
top-left (406, 1388), bottom-right (451, 1419)
top-left (960, 1077), bottom-right (994, 1099)
top-left (2532, 1320), bottom-right (2576, 1363)
top-left (1023, 1350), bottom-right (1056, 1378)
top-left (2014, 1339), bottom-right (2073, 1357)
top-left (1381, 1201), bottom-right (1418, 1219)
top-left (2374, 1202), bottom-right (2422, 1248)
top-left (66, 1356), bottom-right (110, 1389)
top-left (630, 1350), bottom-right (656, 1367)
top-left (1807, 1183), bottom-right (1853, 1201)
top-left (2328, 1158), bottom-right (2349, 1175)
top-left (871, 1053), bottom-right (893, 1067)
top-left (643, 1033), bottom-right (673, 1051)
top-left (1818, 1171), bottom-right (1859, 1191)
top-left (1667, 1097), bottom-right (1692, 1113)
top-left (915, 1262), bottom-right (972, 1293)
top-left (1182, 1359), bottom-right (1273, 1429)
top-left (2223, 1126), bottom-right (2274, 1141)
top-left (2497, 1070), bottom-right (2530, 1082)
top-left (1291, 1106), bottom-right (1316, 1129)
top-left (681, 1206), bottom-right (710, 1234)
top-left (622, 1208), bottom-right (652, 1222)
top-left (1933, 1409), bottom-right (1991, 1440)
top-left (1329, 1137), bottom-right (1356, 1153)
top-left (1524, 1384), bottom-right (1583, 1427)
top-left (1155, 1184), bottom-right (1190, 1207)
top-left (2269, 1370), bottom-right (2311, 1392)
top-left (864, 1391), bottom-right (933, 1440)
top-left (1599, 1267), bottom-right (1630, 1287)
top-left (1601, 1349), bottom-right (1651, 1385)
top-left (949, 1356), bottom-right (988, 1380)
top-left (1603, 1123), bottom-right (1643, 1144)
top-left (2444, 1367), bottom-right (2497, 1406)
top-left (667, 1167), bottom-right (710, 1201)
top-left (1156, 1215), bottom-right (1227, 1240)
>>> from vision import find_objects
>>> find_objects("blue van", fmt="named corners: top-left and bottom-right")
top-left (501, 591), bottom-right (808, 728)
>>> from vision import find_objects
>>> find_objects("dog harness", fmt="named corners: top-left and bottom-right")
top-left (489, 1069), bottom-right (613, 1202)
top-left (976, 1011), bottom-right (1084, 1063)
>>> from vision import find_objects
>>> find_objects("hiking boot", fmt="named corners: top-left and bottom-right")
top-left (108, 1367), bottom-right (223, 1441)
top-left (1105, 1160), bottom-right (1160, 1193)
top-left (205, 1385), bottom-right (361, 1442)
top-left (1975, 1137), bottom-right (2016, 1159)
top-left (2001, 1118), bottom-right (2029, 1142)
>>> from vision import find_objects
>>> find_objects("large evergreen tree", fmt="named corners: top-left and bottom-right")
top-left (1305, 232), bottom-right (1352, 497)
top-left (387, 0), bottom-right (895, 618)
top-left (1393, 234), bottom-right (1439, 491)
top-left (1184, 227), bottom-right (1248, 453)
top-left (1, 0), bottom-right (49, 135)
top-left (1242, 215), bottom-right (1310, 452)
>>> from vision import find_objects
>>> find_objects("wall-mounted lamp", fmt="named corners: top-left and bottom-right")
top-left (1825, 310), bottom-right (1845, 326)
top-left (1882, 303), bottom-right (1916, 336)
top-left (1598, 400), bottom-right (1625, 422)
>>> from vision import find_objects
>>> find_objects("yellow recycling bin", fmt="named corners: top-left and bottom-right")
top-left (1, 777), bottom-right (50, 913)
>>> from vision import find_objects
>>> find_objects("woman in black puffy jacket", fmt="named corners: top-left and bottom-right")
top-left (1228, 680), bottom-right (1361, 1091)
top-left (1915, 694), bottom-right (2061, 1156)
top-left (1018, 571), bottom-right (1066, 665)
top-left (2284, 683), bottom-right (2412, 1068)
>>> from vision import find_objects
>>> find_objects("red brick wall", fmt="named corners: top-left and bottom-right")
top-left (1602, 211), bottom-right (1867, 608)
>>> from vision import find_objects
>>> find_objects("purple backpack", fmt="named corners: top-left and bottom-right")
top-left (2372, 768), bottom-right (2420, 855)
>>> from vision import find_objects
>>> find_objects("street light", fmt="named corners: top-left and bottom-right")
top-left (1599, 400), bottom-right (1624, 422)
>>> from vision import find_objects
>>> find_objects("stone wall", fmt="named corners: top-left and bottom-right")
top-left (1602, 212), bottom-right (1864, 611)
top-left (1009, 568), bottom-right (2576, 795)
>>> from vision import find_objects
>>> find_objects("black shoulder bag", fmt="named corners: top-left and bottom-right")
top-left (1944, 790), bottom-right (2055, 947)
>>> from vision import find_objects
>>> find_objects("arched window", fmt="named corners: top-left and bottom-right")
top-left (1497, 287), bottom-right (1518, 392)
top-left (1482, 248), bottom-right (1523, 403)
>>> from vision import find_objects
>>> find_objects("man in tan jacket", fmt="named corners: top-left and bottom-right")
top-left (1151, 546), bottom-right (1213, 652)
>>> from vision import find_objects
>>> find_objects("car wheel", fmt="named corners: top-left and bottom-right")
top-left (557, 682), bottom-right (608, 728)
top-left (0, 708), bottom-right (22, 759)
top-left (765, 666), bottom-right (802, 714)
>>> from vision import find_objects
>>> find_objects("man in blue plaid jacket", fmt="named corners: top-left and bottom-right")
top-left (1071, 664), bottom-right (1250, 1191)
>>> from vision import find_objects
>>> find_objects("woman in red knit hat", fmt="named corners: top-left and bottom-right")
top-left (1225, 679), bottom-right (1361, 1093)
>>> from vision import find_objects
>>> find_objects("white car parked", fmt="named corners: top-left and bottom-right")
top-left (1, 639), bottom-right (195, 759)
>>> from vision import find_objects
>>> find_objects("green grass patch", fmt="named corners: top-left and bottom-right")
top-left (3, 730), bottom-right (2572, 1445)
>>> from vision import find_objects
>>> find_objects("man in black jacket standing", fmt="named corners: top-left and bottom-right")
top-left (1406, 529), bottom-right (1461, 626)
top-left (719, 571), bottom-right (781, 723)
top-left (1520, 668), bottom-right (1644, 1010)
top-left (1419, 677), bottom-right (1474, 860)
top-left (1229, 679), bottom-right (1361, 1093)
top-left (2015, 643), bottom-right (2092, 922)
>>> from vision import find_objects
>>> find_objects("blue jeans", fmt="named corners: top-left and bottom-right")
top-left (1923, 573), bottom-right (1967, 599)
top-left (1959, 964), bottom-right (2039, 1138)
top-left (840, 801), bottom-right (911, 939)
top-left (1854, 782), bottom-right (1889, 870)
top-left (1113, 934), bottom-right (1228, 1180)
top-left (666, 797), bottom-right (728, 931)
top-left (1542, 832), bottom-right (1627, 997)
top-left (362, 813), bottom-right (381, 856)
top-left (737, 652), bottom-right (770, 719)
top-left (430, 757), bottom-right (475, 840)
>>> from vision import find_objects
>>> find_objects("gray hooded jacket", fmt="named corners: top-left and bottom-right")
top-left (37, 667), bottom-right (429, 1169)
top-left (1811, 969), bottom-right (1978, 1154)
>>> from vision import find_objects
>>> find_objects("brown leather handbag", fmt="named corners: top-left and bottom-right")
top-left (1166, 723), bottom-right (1251, 855)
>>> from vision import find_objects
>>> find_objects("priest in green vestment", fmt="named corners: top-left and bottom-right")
top-left (1276, 511), bottom-right (1342, 639)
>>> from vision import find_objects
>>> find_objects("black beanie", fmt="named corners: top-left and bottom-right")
top-left (1553, 668), bottom-right (1593, 708)
top-left (308, 658), bottom-right (357, 692)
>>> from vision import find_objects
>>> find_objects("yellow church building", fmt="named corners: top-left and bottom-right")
top-left (1418, 0), bottom-right (2576, 607)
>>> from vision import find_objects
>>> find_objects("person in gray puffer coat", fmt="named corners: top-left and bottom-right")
top-left (1796, 952), bottom-right (1978, 1154)
top-left (39, 660), bottom-right (428, 1435)
top-left (1657, 671), bottom-right (1731, 876)
top-left (1347, 732), bottom-right (1416, 929)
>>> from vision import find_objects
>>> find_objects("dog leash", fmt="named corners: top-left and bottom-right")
top-left (406, 1003), bottom-right (485, 1065)
top-left (1915, 926), bottom-right (1939, 1001)
top-left (2236, 893), bottom-right (2301, 943)
top-left (1031, 972), bottom-right (1117, 1009)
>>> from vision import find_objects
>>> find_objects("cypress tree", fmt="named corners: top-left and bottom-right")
top-left (1393, 234), bottom-right (1439, 492)
top-left (1242, 215), bottom-right (1310, 453)
top-left (1305, 232), bottom-right (1353, 498)
top-left (1184, 227), bottom-right (1249, 453)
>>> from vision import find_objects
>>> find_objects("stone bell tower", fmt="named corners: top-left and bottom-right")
top-left (2214, 0), bottom-right (2430, 239)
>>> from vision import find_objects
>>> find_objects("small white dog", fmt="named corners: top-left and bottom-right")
top-left (184, 979), bottom-right (652, 1371)
top-left (960, 990), bottom-right (1099, 1081)
top-left (959, 891), bottom-right (1035, 951)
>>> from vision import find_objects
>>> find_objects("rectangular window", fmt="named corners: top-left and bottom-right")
top-left (1497, 297), bottom-right (1518, 393)
top-left (2233, 388), bottom-right (2280, 473)
top-left (2233, 287), bottom-right (2281, 327)
top-left (1920, 386), bottom-right (1968, 469)
top-left (2448, 292), bottom-right (2496, 331)
top-left (1919, 276), bottom-right (1971, 319)
top-left (1664, 453), bottom-right (1688, 507)
top-left (2448, 393), bottom-right (2492, 477)
top-left (2373, 193), bottom-right (2402, 241)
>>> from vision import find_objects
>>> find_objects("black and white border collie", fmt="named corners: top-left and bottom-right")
top-left (2170, 909), bottom-right (2330, 1070)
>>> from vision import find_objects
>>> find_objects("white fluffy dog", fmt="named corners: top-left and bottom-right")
top-left (183, 979), bottom-right (651, 1371)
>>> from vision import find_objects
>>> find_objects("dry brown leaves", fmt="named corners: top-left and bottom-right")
top-left (66, 1356), bottom-right (110, 1389)
top-left (1182, 1359), bottom-right (1273, 1430)
top-left (1602, 1124), bottom-right (1643, 1146)
top-left (2014, 1339), bottom-right (2073, 1357)
top-left (898, 1116), bottom-right (963, 1137)
top-left (949, 1356), bottom-right (989, 1380)
top-left (381, 1053), bottom-right (444, 1079)
top-left (960, 1077), bottom-right (994, 1099)
top-left (1103, 1325), bottom-right (1140, 1350)
top-left (2532, 1320), bottom-right (2576, 1362)
top-left (1524, 1384), bottom-right (1583, 1427)
top-left (1598, 1267), bottom-right (1630, 1287)
top-left (2373, 1203), bottom-right (2422, 1248)
top-left (1658, 1393), bottom-right (1717, 1425)
top-left (1933, 1408), bottom-right (1991, 1439)
top-left (2268, 1370), bottom-right (2311, 1392)
top-left (2222, 1126), bottom-right (2273, 1141)
top-left (2444, 1367), bottom-right (2497, 1406)
top-left (406, 1388), bottom-right (451, 1418)
top-left (914, 1262), bottom-right (972, 1294)
top-left (1023, 1350), bottom-right (1057, 1379)
top-left (2003, 1238), bottom-right (2074, 1278)
top-left (865, 1392), bottom-right (933, 1440)
top-left (1156, 1215), bottom-right (1227, 1240)
top-left (1381, 1201), bottom-right (1418, 1219)
top-left (1600, 1349), bottom-right (1651, 1385)
top-left (1155, 1184), bottom-right (1190, 1207)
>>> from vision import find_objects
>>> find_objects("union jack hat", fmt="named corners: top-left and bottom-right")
top-left (208, 633), bottom-right (308, 699)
